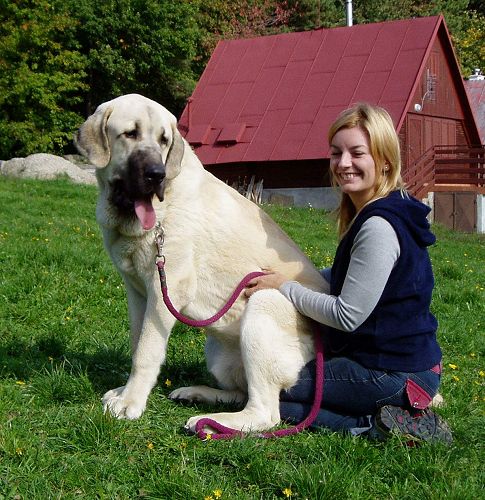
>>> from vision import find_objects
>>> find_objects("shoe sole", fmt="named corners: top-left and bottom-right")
top-left (376, 405), bottom-right (452, 445)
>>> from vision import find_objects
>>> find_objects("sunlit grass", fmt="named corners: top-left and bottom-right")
top-left (0, 177), bottom-right (483, 498)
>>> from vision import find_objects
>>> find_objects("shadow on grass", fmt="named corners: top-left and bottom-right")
top-left (0, 332), bottom-right (209, 404)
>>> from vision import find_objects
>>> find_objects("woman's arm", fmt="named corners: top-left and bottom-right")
top-left (279, 216), bottom-right (400, 331)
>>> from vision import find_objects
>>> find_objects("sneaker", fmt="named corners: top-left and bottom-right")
top-left (374, 405), bottom-right (452, 445)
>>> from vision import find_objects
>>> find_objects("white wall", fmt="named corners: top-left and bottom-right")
top-left (477, 194), bottom-right (485, 234)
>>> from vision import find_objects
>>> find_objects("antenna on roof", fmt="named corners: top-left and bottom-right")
top-left (346, 0), bottom-right (353, 27)
top-left (469, 68), bottom-right (484, 81)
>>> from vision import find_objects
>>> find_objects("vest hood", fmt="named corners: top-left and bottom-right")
top-left (365, 191), bottom-right (436, 248)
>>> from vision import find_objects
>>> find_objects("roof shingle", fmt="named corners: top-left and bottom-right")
top-left (179, 16), bottom-right (443, 164)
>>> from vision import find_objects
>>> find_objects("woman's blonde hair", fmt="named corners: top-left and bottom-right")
top-left (328, 102), bottom-right (405, 237)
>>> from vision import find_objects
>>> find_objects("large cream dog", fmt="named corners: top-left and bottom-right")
top-left (75, 94), bottom-right (326, 433)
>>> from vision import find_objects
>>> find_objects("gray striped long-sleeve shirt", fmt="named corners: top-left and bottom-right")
top-left (279, 216), bottom-right (400, 332)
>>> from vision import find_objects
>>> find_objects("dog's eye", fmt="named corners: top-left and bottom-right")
top-left (160, 134), bottom-right (168, 145)
top-left (124, 129), bottom-right (138, 139)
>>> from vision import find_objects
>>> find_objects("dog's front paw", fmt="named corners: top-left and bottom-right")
top-left (102, 386), bottom-right (146, 420)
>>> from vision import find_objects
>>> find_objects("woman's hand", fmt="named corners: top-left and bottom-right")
top-left (244, 270), bottom-right (289, 297)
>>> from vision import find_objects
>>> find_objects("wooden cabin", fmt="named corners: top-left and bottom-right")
top-left (179, 15), bottom-right (484, 231)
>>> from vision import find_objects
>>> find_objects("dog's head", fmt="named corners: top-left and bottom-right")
top-left (75, 94), bottom-right (184, 230)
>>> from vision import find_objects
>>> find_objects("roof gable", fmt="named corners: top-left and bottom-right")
top-left (179, 16), bottom-right (446, 165)
top-left (465, 80), bottom-right (485, 144)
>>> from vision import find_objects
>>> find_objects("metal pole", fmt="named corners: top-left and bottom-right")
top-left (346, 0), bottom-right (353, 27)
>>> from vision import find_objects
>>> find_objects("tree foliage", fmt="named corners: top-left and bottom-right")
top-left (451, 9), bottom-right (485, 77)
top-left (0, 0), bottom-right (200, 159)
top-left (0, 0), bottom-right (87, 158)
top-left (190, 0), bottom-right (297, 76)
top-left (68, 0), bottom-right (200, 116)
top-left (0, 0), bottom-right (483, 160)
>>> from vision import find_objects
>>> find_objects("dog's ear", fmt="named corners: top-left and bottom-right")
top-left (74, 104), bottom-right (113, 168)
top-left (165, 125), bottom-right (185, 179)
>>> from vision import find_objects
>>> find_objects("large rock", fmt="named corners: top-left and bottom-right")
top-left (0, 153), bottom-right (96, 185)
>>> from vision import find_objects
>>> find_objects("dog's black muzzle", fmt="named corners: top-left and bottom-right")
top-left (110, 148), bottom-right (166, 214)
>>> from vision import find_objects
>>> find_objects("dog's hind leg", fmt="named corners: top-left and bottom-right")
top-left (169, 336), bottom-right (247, 406)
top-left (184, 290), bottom-right (313, 433)
top-left (169, 385), bottom-right (246, 406)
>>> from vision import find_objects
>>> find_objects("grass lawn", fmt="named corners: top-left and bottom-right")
top-left (0, 177), bottom-right (483, 499)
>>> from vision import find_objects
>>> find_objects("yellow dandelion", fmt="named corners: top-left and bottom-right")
top-left (15, 448), bottom-right (23, 456)
top-left (448, 363), bottom-right (458, 370)
top-left (470, 353), bottom-right (476, 358)
top-left (213, 489), bottom-right (222, 498)
top-left (282, 487), bottom-right (293, 498)
top-left (204, 433), bottom-right (212, 441)
top-left (16, 380), bottom-right (25, 386)
top-left (164, 379), bottom-right (172, 387)
top-left (452, 375), bottom-right (460, 382)
top-left (479, 371), bottom-right (485, 377)
top-left (204, 496), bottom-right (214, 500)
top-left (147, 442), bottom-right (154, 450)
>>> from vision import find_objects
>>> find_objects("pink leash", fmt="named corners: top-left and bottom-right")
top-left (155, 229), bottom-right (324, 440)
top-left (157, 260), bottom-right (265, 327)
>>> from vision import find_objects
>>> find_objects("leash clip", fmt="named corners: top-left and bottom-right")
top-left (154, 222), bottom-right (165, 261)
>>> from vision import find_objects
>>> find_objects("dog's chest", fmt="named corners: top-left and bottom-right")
top-left (109, 233), bottom-right (154, 283)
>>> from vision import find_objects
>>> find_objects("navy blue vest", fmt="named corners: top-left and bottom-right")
top-left (327, 191), bottom-right (442, 372)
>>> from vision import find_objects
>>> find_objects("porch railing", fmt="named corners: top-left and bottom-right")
top-left (403, 145), bottom-right (485, 199)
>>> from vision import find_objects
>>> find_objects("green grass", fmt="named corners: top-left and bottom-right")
top-left (0, 177), bottom-right (483, 499)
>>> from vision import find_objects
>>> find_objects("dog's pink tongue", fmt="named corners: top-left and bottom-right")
top-left (134, 200), bottom-right (156, 230)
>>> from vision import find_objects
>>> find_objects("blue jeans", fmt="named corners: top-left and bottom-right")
top-left (280, 356), bottom-right (441, 436)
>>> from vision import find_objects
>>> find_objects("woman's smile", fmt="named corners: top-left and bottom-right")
top-left (338, 172), bottom-right (362, 180)
top-left (330, 126), bottom-right (377, 210)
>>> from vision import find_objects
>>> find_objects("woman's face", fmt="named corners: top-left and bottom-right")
top-left (329, 126), bottom-right (377, 210)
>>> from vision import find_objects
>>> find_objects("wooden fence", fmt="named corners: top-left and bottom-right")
top-left (403, 145), bottom-right (485, 199)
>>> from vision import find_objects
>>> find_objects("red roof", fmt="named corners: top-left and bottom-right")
top-left (179, 16), bottom-right (445, 165)
top-left (465, 79), bottom-right (485, 144)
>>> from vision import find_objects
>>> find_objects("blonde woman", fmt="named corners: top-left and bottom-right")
top-left (246, 103), bottom-right (451, 444)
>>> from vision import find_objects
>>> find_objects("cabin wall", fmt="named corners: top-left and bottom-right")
top-left (401, 34), bottom-right (473, 169)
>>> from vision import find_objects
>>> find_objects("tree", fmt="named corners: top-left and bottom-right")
top-left (0, 0), bottom-right (87, 158)
top-left (452, 10), bottom-right (485, 77)
top-left (192, 0), bottom-right (298, 76)
top-left (69, 0), bottom-right (201, 116)
top-left (286, 0), bottom-right (344, 30)
top-left (0, 0), bottom-right (202, 158)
